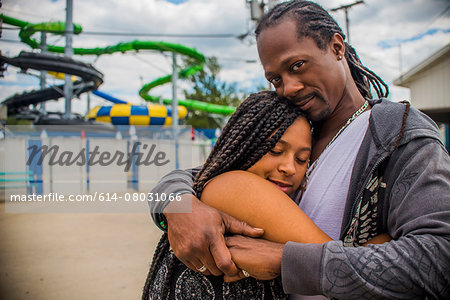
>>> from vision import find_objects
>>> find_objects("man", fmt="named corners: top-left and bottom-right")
top-left (149, 1), bottom-right (450, 298)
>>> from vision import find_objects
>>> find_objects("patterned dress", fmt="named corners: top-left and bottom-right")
top-left (145, 237), bottom-right (287, 300)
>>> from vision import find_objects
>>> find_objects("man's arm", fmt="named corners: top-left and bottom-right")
top-left (201, 171), bottom-right (331, 244)
top-left (148, 168), bottom-right (198, 230)
top-left (282, 138), bottom-right (450, 298)
top-left (148, 167), bottom-right (264, 277)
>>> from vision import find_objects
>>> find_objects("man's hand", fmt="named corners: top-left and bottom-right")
top-left (223, 235), bottom-right (284, 282)
top-left (164, 194), bottom-right (264, 277)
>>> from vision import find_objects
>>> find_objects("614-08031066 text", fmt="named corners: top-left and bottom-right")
top-left (8, 192), bottom-right (182, 202)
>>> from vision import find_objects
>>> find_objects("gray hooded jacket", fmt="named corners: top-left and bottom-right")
top-left (149, 99), bottom-right (450, 299)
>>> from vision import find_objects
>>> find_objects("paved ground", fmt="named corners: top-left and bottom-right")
top-left (0, 202), bottom-right (163, 300)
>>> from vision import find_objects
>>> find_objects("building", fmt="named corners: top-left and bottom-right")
top-left (394, 43), bottom-right (450, 150)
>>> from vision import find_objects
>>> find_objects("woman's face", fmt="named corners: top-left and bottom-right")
top-left (247, 117), bottom-right (311, 195)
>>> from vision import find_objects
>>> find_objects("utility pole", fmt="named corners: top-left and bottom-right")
top-left (330, 0), bottom-right (364, 44)
top-left (171, 52), bottom-right (179, 169)
top-left (39, 31), bottom-right (47, 112)
top-left (171, 53), bottom-right (179, 130)
top-left (86, 92), bottom-right (91, 116)
top-left (64, 0), bottom-right (73, 119)
top-left (247, 0), bottom-right (279, 91)
top-left (248, 0), bottom-right (278, 21)
top-left (267, 0), bottom-right (278, 10)
top-left (249, 0), bottom-right (264, 21)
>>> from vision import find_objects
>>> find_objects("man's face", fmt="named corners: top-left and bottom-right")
top-left (257, 19), bottom-right (347, 122)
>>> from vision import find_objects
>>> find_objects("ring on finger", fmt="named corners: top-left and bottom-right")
top-left (197, 265), bottom-right (207, 272)
top-left (242, 269), bottom-right (250, 277)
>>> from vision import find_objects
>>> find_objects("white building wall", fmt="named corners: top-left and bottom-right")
top-left (409, 54), bottom-right (450, 110)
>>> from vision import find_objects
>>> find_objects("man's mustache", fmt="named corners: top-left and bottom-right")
top-left (291, 92), bottom-right (317, 105)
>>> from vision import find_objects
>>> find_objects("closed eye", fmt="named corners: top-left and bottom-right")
top-left (295, 157), bottom-right (308, 164)
top-left (269, 149), bottom-right (283, 155)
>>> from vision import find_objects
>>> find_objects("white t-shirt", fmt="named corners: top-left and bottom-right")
top-left (290, 110), bottom-right (371, 300)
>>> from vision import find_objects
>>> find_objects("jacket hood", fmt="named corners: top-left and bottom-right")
top-left (368, 99), bottom-right (444, 153)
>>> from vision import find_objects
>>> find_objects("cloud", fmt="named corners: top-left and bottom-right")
top-left (378, 28), bottom-right (450, 49)
top-left (1, 0), bottom-right (449, 115)
top-left (164, 0), bottom-right (189, 5)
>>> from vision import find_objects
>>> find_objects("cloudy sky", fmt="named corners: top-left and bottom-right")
top-left (1, 0), bottom-right (449, 116)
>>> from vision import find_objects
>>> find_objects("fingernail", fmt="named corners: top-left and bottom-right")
top-left (254, 227), bottom-right (264, 231)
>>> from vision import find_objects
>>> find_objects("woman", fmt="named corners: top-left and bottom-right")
top-left (142, 90), bottom-right (389, 299)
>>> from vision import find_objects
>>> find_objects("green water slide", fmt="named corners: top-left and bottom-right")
top-left (1, 14), bottom-right (236, 115)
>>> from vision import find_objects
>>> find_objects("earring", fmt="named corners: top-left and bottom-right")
top-left (300, 177), bottom-right (308, 192)
top-left (338, 55), bottom-right (342, 60)
top-left (300, 160), bottom-right (311, 192)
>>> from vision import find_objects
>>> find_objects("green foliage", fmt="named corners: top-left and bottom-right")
top-left (181, 57), bottom-right (243, 129)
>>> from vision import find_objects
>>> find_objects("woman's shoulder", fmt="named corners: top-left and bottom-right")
top-left (202, 170), bottom-right (280, 201)
top-left (207, 170), bottom-right (267, 188)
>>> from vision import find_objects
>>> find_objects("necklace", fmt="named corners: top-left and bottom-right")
top-left (303, 100), bottom-right (369, 189)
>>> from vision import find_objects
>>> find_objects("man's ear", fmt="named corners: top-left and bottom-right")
top-left (329, 33), bottom-right (345, 59)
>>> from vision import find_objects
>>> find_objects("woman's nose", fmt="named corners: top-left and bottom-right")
top-left (278, 157), bottom-right (296, 176)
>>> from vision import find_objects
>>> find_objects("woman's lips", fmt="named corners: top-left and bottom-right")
top-left (268, 179), bottom-right (292, 193)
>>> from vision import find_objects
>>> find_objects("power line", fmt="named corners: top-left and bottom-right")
top-left (423, 4), bottom-right (450, 32)
top-left (0, 27), bottom-right (22, 30)
top-left (131, 53), bottom-right (169, 74)
top-left (330, 1), bottom-right (364, 44)
top-left (0, 26), bottom-right (239, 38)
top-left (0, 38), bottom-right (23, 44)
top-left (217, 56), bottom-right (257, 63)
top-left (81, 31), bottom-right (238, 38)
top-left (0, 8), bottom-right (59, 20)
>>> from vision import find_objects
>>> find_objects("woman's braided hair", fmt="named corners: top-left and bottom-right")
top-left (193, 90), bottom-right (306, 198)
top-left (255, 0), bottom-right (389, 99)
top-left (142, 90), bottom-right (307, 299)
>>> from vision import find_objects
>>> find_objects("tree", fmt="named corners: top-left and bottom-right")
top-left (181, 56), bottom-right (242, 129)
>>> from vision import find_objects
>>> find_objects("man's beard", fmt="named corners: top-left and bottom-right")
top-left (293, 91), bottom-right (330, 122)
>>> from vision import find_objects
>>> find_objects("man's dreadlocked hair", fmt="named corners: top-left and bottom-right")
top-left (255, 0), bottom-right (389, 99)
top-left (142, 90), bottom-right (307, 300)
